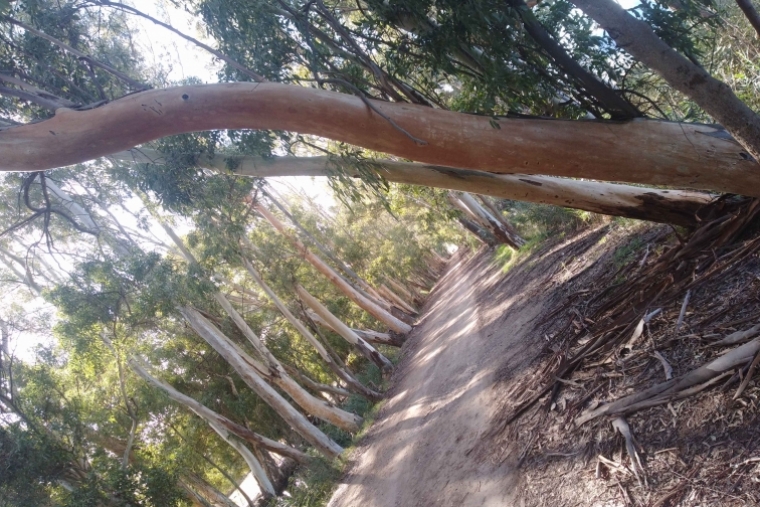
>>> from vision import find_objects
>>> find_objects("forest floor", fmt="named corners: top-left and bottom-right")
top-left (327, 220), bottom-right (760, 507)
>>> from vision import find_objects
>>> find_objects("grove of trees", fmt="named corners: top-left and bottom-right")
top-left (1, 0), bottom-right (760, 504)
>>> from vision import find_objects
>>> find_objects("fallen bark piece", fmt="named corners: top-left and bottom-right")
top-left (711, 324), bottom-right (760, 346)
top-left (576, 338), bottom-right (760, 424)
top-left (612, 417), bottom-right (646, 487)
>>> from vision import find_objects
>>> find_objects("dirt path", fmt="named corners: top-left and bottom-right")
top-left (327, 230), bottom-right (614, 507)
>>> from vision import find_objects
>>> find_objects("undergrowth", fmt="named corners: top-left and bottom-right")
top-left (269, 347), bottom-right (398, 507)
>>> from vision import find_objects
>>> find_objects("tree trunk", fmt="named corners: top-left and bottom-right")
top-left (179, 307), bottom-right (344, 458)
top-left (449, 192), bottom-right (513, 247)
top-left (458, 192), bottom-right (525, 247)
top-left (385, 276), bottom-right (414, 301)
top-left (477, 195), bottom-right (521, 239)
top-left (378, 284), bottom-right (417, 315)
top-left (458, 216), bottom-right (497, 246)
top-left (255, 203), bottom-right (412, 333)
top-left (184, 473), bottom-right (240, 507)
top-left (129, 359), bottom-right (276, 498)
top-left (571, 0), bottom-right (760, 161)
top-left (296, 285), bottom-right (394, 373)
top-left (261, 188), bottom-right (389, 305)
top-left (306, 310), bottom-right (404, 347)
top-left (3, 83), bottom-right (755, 196)
top-left (114, 149), bottom-right (714, 228)
top-left (238, 251), bottom-right (382, 401)
top-left (508, 0), bottom-right (641, 119)
top-left (161, 222), bottom-right (362, 432)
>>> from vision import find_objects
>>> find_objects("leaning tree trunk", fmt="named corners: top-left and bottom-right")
top-left (261, 188), bottom-right (391, 306)
top-left (255, 202), bottom-right (412, 334)
top-left (238, 249), bottom-right (382, 401)
top-left (296, 284), bottom-right (394, 373)
top-left (180, 307), bottom-right (344, 458)
top-left (378, 284), bottom-right (417, 315)
top-left (114, 149), bottom-right (715, 228)
top-left (305, 309), bottom-right (404, 347)
top-left (477, 195), bottom-right (522, 240)
top-left (2, 83), bottom-right (754, 196)
top-left (571, 0), bottom-right (760, 162)
top-left (129, 358), bottom-right (310, 464)
top-left (449, 192), bottom-right (514, 247)
top-left (129, 359), bottom-right (277, 498)
top-left (457, 192), bottom-right (525, 247)
top-left (161, 222), bottom-right (362, 432)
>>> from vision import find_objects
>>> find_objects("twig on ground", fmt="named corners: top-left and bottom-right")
top-left (675, 290), bottom-right (691, 334)
top-left (653, 350), bottom-right (673, 380)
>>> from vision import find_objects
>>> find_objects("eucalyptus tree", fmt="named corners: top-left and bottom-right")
top-left (1, 0), bottom-right (757, 226)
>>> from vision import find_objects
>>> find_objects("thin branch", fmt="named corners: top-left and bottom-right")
top-left (2, 15), bottom-right (146, 91)
top-left (94, 1), bottom-right (265, 82)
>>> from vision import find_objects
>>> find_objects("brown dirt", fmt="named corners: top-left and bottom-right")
top-left (328, 225), bottom-right (628, 507)
top-left (329, 221), bottom-right (760, 507)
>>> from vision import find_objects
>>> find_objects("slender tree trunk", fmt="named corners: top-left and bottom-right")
top-left (385, 276), bottom-right (417, 305)
top-left (458, 192), bottom-right (525, 247)
top-left (378, 284), bottom-right (417, 315)
top-left (129, 359), bottom-right (276, 498)
top-left (179, 307), bottom-right (344, 458)
top-left (255, 202), bottom-right (412, 333)
top-left (571, 0), bottom-right (760, 161)
top-left (477, 195), bottom-right (521, 240)
top-left (161, 222), bottom-right (362, 432)
top-left (736, 0), bottom-right (760, 38)
top-left (296, 285), bottom-right (394, 373)
top-left (306, 310), bottom-right (404, 347)
top-left (238, 250), bottom-right (382, 401)
top-left (3, 83), bottom-right (755, 197)
top-left (508, 0), bottom-right (641, 119)
top-left (261, 188), bottom-right (388, 304)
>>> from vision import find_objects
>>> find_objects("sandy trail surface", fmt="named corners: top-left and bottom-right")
top-left (329, 244), bottom-right (543, 507)
top-left (328, 229), bottom-right (613, 507)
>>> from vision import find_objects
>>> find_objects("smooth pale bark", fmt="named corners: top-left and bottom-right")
top-left (128, 359), bottom-right (276, 498)
top-left (378, 284), bottom-right (417, 315)
top-left (306, 310), bottom-right (403, 347)
top-left (296, 285), bottom-right (394, 373)
top-left (571, 0), bottom-right (760, 161)
top-left (238, 252), bottom-right (382, 401)
top-left (1, 83), bottom-right (755, 195)
top-left (245, 200), bottom-right (396, 315)
top-left (458, 192), bottom-right (525, 248)
top-left (129, 358), bottom-right (310, 464)
top-left (256, 203), bottom-right (412, 333)
top-left (261, 189), bottom-right (389, 306)
top-left (212, 294), bottom-right (362, 432)
top-left (161, 222), bottom-right (361, 432)
top-left (116, 145), bottom-right (714, 228)
top-left (180, 306), bottom-right (344, 458)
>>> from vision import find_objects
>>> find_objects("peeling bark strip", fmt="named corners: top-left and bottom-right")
top-left (2, 83), bottom-right (756, 195)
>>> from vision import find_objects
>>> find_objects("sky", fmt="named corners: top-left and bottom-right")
top-left (125, 0), bottom-right (337, 209)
